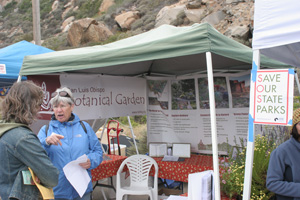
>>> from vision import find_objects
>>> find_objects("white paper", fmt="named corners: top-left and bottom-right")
top-left (63, 154), bottom-right (91, 197)
top-left (188, 170), bottom-right (214, 200)
top-left (167, 196), bottom-right (188, 200)
top-left (162, 155), bottom-right (179, 162)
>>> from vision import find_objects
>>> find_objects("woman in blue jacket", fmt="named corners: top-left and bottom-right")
top-left (0, 81), bottom-right (59, 200)
top-left (38, 87), bottom-right (103, 200)
top-left (266, 108), bottom-right (300, 200)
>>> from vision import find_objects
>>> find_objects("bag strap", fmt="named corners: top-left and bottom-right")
top-left (45, 121), bottom-right (87, 137)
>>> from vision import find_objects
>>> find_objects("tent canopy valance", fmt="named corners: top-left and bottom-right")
top-left (20, 23), bottom-right (289, 77)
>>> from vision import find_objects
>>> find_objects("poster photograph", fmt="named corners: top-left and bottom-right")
top-left (198, 77), bottom-right (229, 109)
top-left (229, 74), bottom-right (251, 108)
top-left (171, 79), bottom-right (196, 110)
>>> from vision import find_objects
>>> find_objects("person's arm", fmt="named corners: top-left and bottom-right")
top-left (38, 124), bottom-right (64, 146)
top-left (16, 129), bottom-right (59, 188)
top-left (38, 125), bottom-right (50, 148)
top-left (84, 122), bottom-right (103, 169)
top-left (266, 148), bottom-right (300, 197)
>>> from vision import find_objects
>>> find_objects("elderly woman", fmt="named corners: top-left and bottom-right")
top-left (38, 87), bottom-right (103, 200)
top-left (0, 81), bottom-right (59, 199)
top-left (266, 108), bottom-right (300, 200)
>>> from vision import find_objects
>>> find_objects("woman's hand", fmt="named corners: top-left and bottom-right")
top-left (79, 158), bottom-right (91, 169)
top-left (45, 133), bottom-right (64, 146)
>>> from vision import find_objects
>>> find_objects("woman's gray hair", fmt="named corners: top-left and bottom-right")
top-left (50, 87), bottom-right (75, 107)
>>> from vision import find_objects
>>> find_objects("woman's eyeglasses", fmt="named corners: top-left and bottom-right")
top-left (51, 91), bottom-right (71, 98)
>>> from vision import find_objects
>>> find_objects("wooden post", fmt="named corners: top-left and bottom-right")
top-left (32, 0), bottom-right (41, 45)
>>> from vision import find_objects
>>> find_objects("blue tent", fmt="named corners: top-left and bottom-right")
top-left (0, 40), bottom-right (53, 88)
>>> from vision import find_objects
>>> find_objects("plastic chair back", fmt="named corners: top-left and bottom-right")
top-left (116, 154), bottom-right (158, 200)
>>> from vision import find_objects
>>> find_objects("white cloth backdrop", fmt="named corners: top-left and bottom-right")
top-left (252, 0), bottom-right (300, 67)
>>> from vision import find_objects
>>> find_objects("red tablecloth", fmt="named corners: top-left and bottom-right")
top-left (91, 154), bottom-right (127, 182)
top-left (153, 154), bottom-right (216, 182)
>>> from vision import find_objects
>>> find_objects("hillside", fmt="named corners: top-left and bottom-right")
top-left (0, 0), bottom-right (254, 50)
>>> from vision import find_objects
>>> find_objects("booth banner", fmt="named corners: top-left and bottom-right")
top-left (28, 74), bottom-right (147, 120)
top-left (146, 72), bottom-right (264, 154)
top-left (252, 69), bottom-right (294, 125)
top-left (0, 64), bottom-right (6, 74)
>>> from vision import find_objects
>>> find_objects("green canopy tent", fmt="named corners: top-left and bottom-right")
top-left (19, 23), bottom-right (290, 200)
top-left (20, 23), bottom-right (287, 77)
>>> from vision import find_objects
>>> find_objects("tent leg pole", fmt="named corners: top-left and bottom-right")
top-left (242, 49), bottom-right (260, 200)
top-left (206, 52), bottom-right (221, 200)
top-left (295, 71), bottom-right (300, 95)
top-left (127, 116), bottom-right (139, 154)
top-left (100, 118), bottom-right (109, 154)
top-left (17, 75), bottom-right (22, 82)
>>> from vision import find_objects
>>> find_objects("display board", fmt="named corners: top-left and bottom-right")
top-left (147, 71), bottom-right (264, 154)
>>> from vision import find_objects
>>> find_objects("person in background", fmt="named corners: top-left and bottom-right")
top-left (266, 108), bottom-right (300, 200)
top-left (0, 81), bottom-right (59, 200)
top-left (38, 87), bottom-right (103, 200)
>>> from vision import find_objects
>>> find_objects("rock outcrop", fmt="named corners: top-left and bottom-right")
top-left (0, 0), bottom-right (255, 48)
top-left (67, 18), bottom-right (113, 47)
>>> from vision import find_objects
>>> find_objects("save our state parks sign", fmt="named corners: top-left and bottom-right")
top-left (253, 69), bottom-right (294, 125)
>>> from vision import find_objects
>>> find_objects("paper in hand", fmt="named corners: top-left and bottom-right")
top-left (63, 154), bottom-right (91, 198)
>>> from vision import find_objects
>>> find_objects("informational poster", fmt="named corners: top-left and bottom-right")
top-left (147, 72), bottom-right (264, 154)
top-left (253, 69), bottom-right (294, 125)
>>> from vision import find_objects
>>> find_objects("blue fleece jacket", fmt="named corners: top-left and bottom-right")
top-left (266, 137), bottom-right (300, 200)
top-left (38, 113), bottom-right (103, 199)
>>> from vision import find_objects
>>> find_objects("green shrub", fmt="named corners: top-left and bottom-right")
top-left (74, 0), bottom-right (103, 19)
top-left (127, 128), bottom-right (148, 156)
top-left (18, 0), bottom-right (32, 15)
top-left (40, 0), bottom-right (53, 19)
top-left (220, 134), bottom-right (285, 200)
top-left (42, 33), bottom-right (68, 50)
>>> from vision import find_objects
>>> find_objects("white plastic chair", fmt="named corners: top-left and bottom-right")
top-left (116, 154), bottom-right (158, 200)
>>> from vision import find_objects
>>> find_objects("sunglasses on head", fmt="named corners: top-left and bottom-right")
top-left (51, 91), bottom-right (71, 98)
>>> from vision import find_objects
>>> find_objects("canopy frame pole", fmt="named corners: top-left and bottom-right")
top-left (17, 75), bottom-right (22, 82)
top-left (242, 49), bottom-right (260, 200)
top-left (127, 116), bottom-right (139, 154)
top-left (206, 52), bottom-right (221, 200)
top-left (100, 118), bottom-right (109, 154)
top-left (295, 71), bottom-right (300, 95)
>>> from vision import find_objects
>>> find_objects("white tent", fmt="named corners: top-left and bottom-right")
top-left (252, 0), bottom-right (300, 67)
top-left (244, 1), bottom-right (300, 199)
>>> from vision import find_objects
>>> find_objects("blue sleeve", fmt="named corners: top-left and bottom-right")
top-left (266, 148), bottom-right (300, 197)
top-left (37, 125), bottom-right (51, 150)
top-left (84, 122), bottom-right (103, 169)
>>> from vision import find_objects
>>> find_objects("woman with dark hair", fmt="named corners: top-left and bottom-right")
top-left (0, 81), bottom-right (59, 199)
top-left (38, 87), bottom-right (103, 200)
top-left (266, 108), bottom-right (300, 200)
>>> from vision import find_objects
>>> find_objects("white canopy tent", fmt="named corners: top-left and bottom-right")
top-left (244, 1), bottom-right (300, 199)
top-left (252, 0), bottom-right (300, 67)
